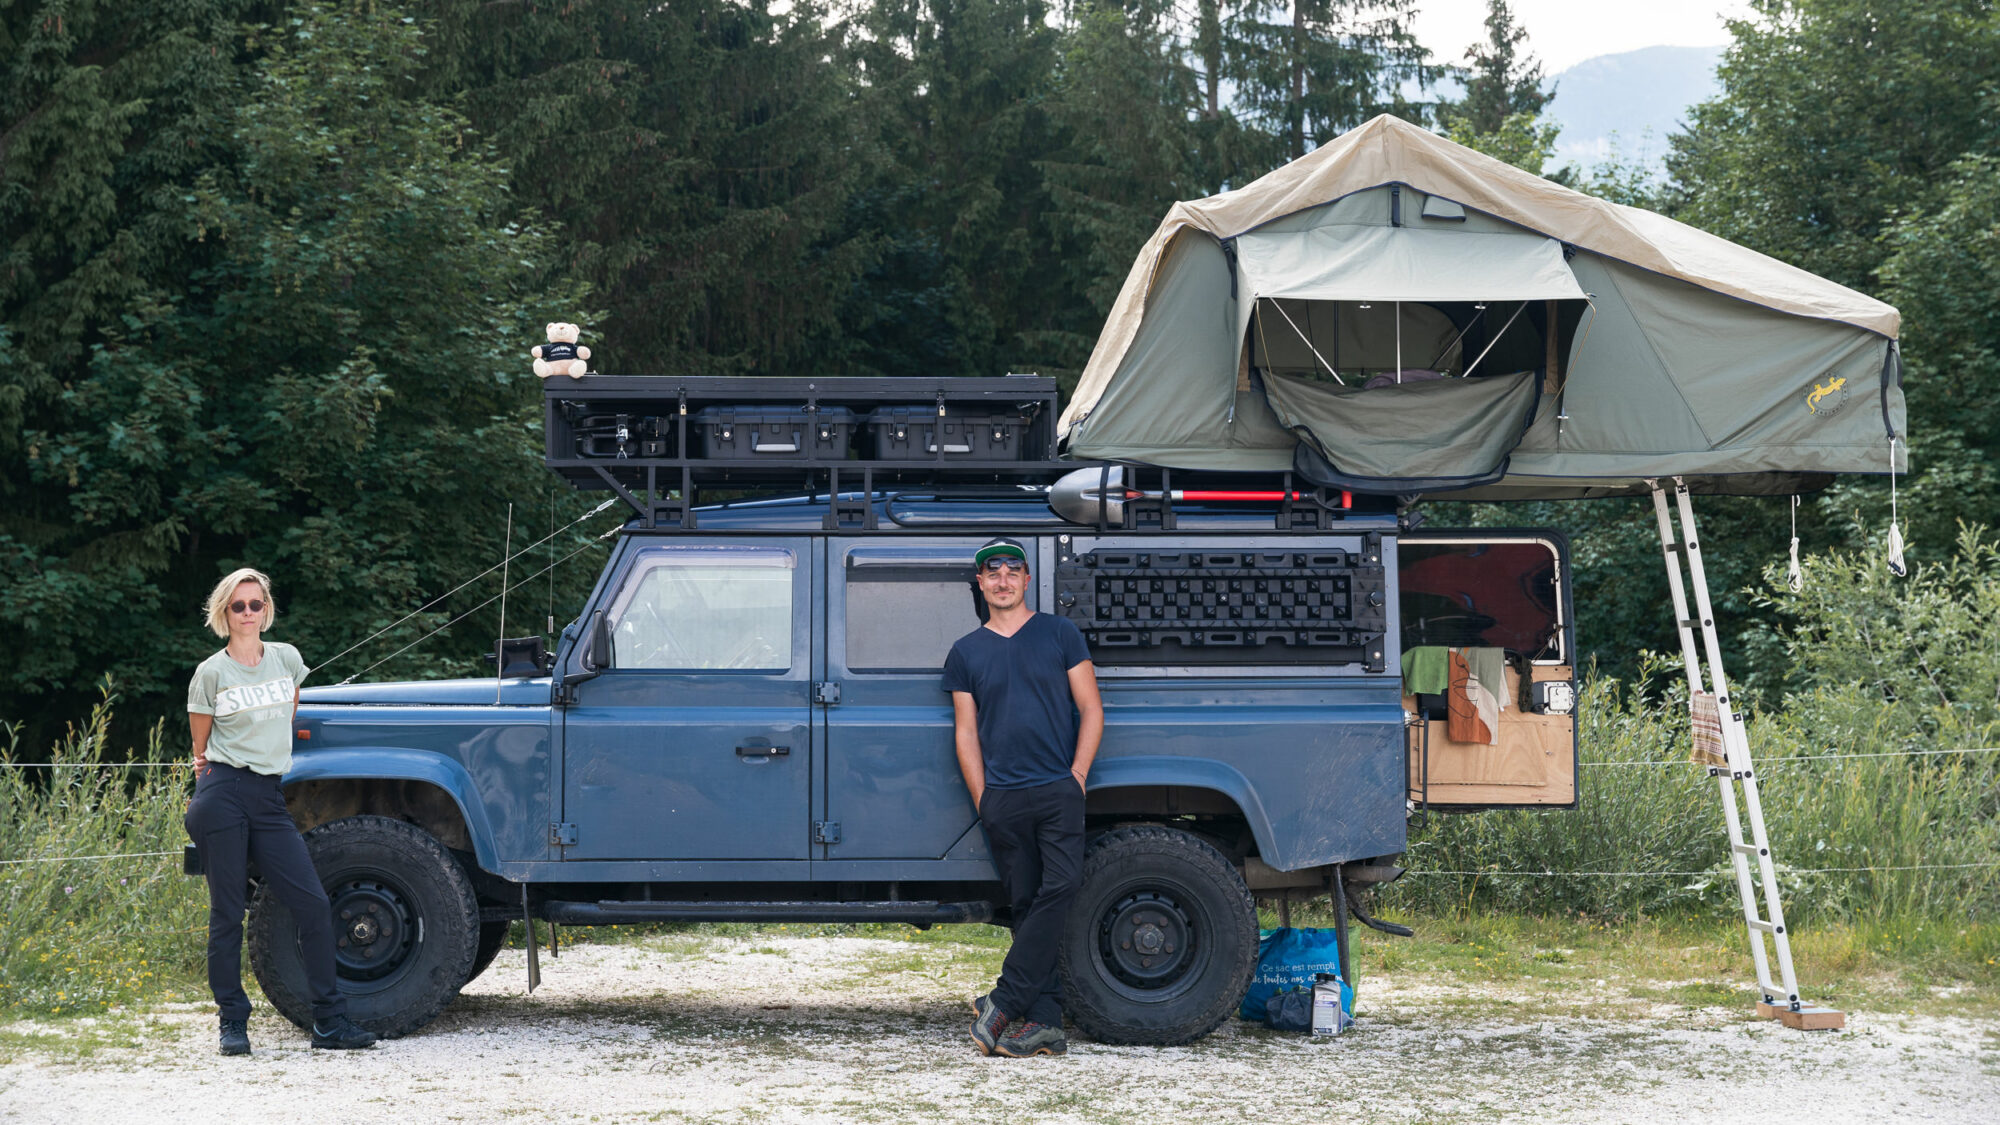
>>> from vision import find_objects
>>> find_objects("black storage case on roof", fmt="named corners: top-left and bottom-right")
top-left (693, 405), bottom-right (855, 461)
top-left (865, 405), bottom-right (1038, 461)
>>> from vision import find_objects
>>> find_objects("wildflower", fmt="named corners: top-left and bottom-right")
top-left (64, 886), bottom-right (74, 894)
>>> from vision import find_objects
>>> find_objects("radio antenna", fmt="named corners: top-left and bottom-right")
top-left (547, 488), bottom-right (556, 637)
top-left (495, 502), bottom-right (513, 704)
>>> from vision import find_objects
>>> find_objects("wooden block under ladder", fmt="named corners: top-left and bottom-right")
top-left (1756, 1001), bottom-right (1845, 1030)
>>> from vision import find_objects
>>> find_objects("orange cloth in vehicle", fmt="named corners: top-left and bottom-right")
top-left (1445, 650), bottom-right (1496, 745)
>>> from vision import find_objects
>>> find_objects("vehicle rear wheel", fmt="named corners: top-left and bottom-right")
top-left (1058, 825), bottom-right (1258, 1046)
top-left (249, 815), bottom-right (479, 1039)
top-left (468, 920), bottom-right (511, 984)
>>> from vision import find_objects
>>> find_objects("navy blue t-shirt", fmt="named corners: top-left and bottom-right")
top-left (941, 613), bottom-right (1092, 790)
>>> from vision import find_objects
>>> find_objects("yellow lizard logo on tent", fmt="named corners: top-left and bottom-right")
top-left (1806, 376), bottom-right (1847, 415)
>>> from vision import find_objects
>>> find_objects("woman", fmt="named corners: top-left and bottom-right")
top-left (184, 567), bottom-right (376, 1055)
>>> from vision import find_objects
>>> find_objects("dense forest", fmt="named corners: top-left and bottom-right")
top-left (4, 0), bottom-right (1997, 750)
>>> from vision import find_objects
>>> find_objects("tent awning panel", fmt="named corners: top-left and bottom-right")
top-left (1235, 226), bottom-right (1586, 304)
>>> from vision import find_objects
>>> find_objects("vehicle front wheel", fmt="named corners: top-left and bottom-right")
top-left (1058, 825), bottom-right (1259, 1046)
top-left (249, 815), bottom-right (480, 1039)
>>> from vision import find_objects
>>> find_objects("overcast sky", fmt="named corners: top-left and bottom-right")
top-left (1409, 0), bottom-right (1749, 73)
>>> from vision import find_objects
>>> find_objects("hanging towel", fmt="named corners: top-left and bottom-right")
top-left (1401, 646), bottom-right (1452, 696)
top-left (1445, 650), bottom-right (1497, 745)
top-left (1690, 692), bottom-right (1727, 768)
top-left (1463, 647), bottom-right (1508, 713)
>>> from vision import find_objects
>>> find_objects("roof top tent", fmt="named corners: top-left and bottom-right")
top-left (1059, 114), bottom-right (1896, 1030)
top-left (1060, 114), bottom-right (1903, 500)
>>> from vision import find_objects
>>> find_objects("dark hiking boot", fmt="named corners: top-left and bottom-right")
top-left (218, 1017), bottom-right (251, 1056)
top-left (310, 1015), bottom-right (378, 1050)
top-left (996, 1021), bottom-right (1068, 1057)
top-left (969, 995), bottom-right (1008, 1056)
top-left (969, 992), bottom-right (988, 1015)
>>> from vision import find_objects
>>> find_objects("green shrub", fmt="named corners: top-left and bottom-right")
top-left (0, 683), bottom-right (209, 1016)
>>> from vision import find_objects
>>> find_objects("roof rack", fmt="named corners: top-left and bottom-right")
top-left (543, 375), bottom-right (1368, 532)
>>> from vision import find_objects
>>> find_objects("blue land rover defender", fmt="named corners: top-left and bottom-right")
top-left (240, 376), bottom-right (1578, 1045)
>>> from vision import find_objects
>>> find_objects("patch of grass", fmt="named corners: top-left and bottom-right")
top-left (1288, 906), bottom-right (2000, 1020)
top-left (0, 684), bottom-right (210, 1017)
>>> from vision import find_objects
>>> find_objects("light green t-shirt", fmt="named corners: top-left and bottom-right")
top-left (187, 642), bottom-right (309, 776)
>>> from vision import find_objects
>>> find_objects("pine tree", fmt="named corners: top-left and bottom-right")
top-left (3, 3), bottom-right (589, 739)
top-left (1448, 0), bottom-right (1552, 137)
top-left (841, 0), bottom-right (1066, 379)
top-left (1034, 0), bottom-right (1203, 380)
top-left (1224, 0), bottom-right (1432, 169)
top-left (418, 0), bottom-right (878, 376)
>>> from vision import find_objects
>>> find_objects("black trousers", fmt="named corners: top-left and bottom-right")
top-left (980, 778), bottom-right (1085, 1027)
top-left (183, 763), bottom-right (346, 1023)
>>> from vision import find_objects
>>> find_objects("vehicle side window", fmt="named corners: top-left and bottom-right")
top-left (844, 555), bottom-right (981, 673)
top-left (608, 547), bottom-right (795, 671)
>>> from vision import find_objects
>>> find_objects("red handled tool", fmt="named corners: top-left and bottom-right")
top-left (1050, 467), bottom-right (1350, 524)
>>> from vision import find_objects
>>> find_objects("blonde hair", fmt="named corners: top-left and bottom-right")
top-left (205, 567), bottom-right (276, 638)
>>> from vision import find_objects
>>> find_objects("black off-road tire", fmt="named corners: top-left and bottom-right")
top-left (1058, 825), bottom-right (1259, 1046)
top-left (468, 920), bottom-right (510, 984)
top-left (248, 815), bottom-right (480, 1039)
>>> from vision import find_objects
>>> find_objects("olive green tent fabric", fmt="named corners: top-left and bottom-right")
top-left (1059, 115), bottom-right (1905, 496)
top-left (1264, 369), bottom-right (1541, 487)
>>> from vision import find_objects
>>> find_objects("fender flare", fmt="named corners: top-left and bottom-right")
top-left (282, 748), bottom-right (501, 873)
top-left (1083, 756), bottom-right (1280, 866)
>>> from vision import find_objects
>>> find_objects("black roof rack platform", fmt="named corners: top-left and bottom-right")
top-left (543, 375), bottom-right (1369, 532)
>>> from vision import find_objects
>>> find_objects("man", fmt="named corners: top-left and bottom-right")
top-left (942, 536), bottom-right (1104, 1058)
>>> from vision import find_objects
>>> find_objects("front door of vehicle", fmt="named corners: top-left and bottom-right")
top-left (822, 539), bottom-right (1026, 859)
top-left (561, 540), bottom-right (814, 859)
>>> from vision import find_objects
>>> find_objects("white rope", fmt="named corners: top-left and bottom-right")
top-left (1, 762), bottom-right (192, 769)
top-left (315, 496), bottom-right (620, 678)
top-left (1580, 746), bottom-right (2000, 767)
top-left (1787, 495), bottom-right (1804, 593)
top-left (1887, 434), bottom-right (1908, 577)
top-left (0, 851), bottom-right (181, 866)
top-left (1402, 861), bottom-right (2000, 878)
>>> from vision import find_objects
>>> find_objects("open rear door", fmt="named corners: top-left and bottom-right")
top-left (1398, 532), bottom-right (1577, 809)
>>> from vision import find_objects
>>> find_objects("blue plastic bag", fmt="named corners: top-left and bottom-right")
top-left (1239, 927), bottom-right (1354, 1022)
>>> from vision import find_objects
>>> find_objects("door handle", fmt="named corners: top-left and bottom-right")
top-left (735, 744), bottom-right (791, 758)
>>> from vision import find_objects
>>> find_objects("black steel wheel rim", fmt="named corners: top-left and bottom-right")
top-left (328, 875), bottom-right (419, 984)
top-left (1093, 883), bottom-right (1209, 1002)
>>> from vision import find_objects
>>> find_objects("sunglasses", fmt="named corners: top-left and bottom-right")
top-left (229, 599), bottom-right (268, 615)
top-left (981, 557), bottom-right (1028, 574)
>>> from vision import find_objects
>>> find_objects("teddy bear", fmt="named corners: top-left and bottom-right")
top-left (533, 322), bottom-right (592, 379)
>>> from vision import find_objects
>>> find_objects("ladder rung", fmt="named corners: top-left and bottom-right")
top-left (1731, 843), bottom-right (1765, 857)
top-left (1746, 920), bottom-right (1780, 934)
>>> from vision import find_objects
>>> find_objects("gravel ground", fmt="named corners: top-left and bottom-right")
top-left (3, 932), bottom-right (1995, 1124)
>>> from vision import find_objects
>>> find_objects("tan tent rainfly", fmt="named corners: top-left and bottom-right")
top-left (1060, 115), bottom-right (1904, 497)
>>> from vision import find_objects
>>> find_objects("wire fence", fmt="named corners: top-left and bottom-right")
top-left (15, 740), bottom-right (2000, 764)
top-left (6, 849), bottom-right (1997, 876)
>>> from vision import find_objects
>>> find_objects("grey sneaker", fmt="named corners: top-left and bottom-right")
top-left (969, 995), bottom-right (1008, 1056)
top-left (996, 1020), bottom-right (1068, 1057)
top-left (310, 1014), bottom-right (378, 1050)
top-left (218, 1017), bottom-right (251, 1056)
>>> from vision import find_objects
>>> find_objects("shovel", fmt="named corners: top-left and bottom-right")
top-left (1049, 466), bottom-right (1348, 525)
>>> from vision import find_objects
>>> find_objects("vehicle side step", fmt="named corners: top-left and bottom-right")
top-left (539, 899), bottom-right (995, 927)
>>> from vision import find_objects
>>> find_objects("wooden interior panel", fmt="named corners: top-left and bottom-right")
top-left (1405, 664), bottom-right (1576, 806)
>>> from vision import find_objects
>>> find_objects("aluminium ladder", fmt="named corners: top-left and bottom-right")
top-left (1649, 478), bottom-right (1844, 1030)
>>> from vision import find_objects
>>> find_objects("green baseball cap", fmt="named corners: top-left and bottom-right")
top-left (974, 537), bottom-right (1029, 569)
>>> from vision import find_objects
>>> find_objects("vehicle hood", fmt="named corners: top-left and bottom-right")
top-left (300, 677), bottom-right (551, 707)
